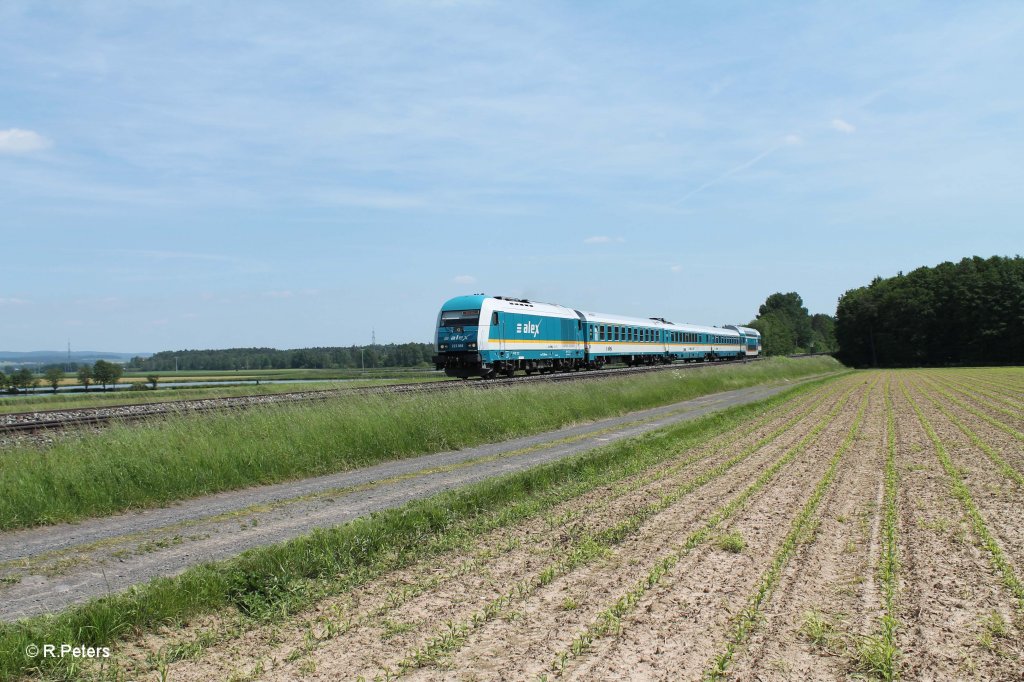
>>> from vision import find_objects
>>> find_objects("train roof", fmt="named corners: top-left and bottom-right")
top-left (577, 310), bottom-right (674, 327)
top-left (667, 322), bottom-right (741, 337)
top-left (440, 295), bottom-right (578, 318)
top-left (724, 325), bottom-right (761, 338)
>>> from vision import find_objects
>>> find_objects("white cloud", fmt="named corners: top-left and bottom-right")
top-left (584, 236), bottom-right (625, 244)
top-left (670, 265), bottom-right (682, 272)
top-left (784, 134), bottom-right (803, 145)
top-left (0, 128), bottom-right (52, 153)
top-left (265, 290), bottom-right (293, 299)
top-left (0, 297), bottom-right (30, 305)
top-left (831, 119), bottom-right (856, 134)
top-left (453, 274), bottom-right (476, 285)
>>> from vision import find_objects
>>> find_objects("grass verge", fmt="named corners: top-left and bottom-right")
top-left (0, 374), bottom-right (843, 681)
top-left (0, 356), bottom-right (843, 531)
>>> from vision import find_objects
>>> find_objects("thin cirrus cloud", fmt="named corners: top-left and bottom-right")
top-left (831, 119), bottom-right (856, 134)
top-left (583, 236), bottom-right (625, 244)
top-left (453, 275), bottom-right (476, 285)
top-left (0, 128), bottom-right (52, 153)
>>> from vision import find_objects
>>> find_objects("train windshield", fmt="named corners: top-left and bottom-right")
top-left (439, 309), bottom-right (481, 327)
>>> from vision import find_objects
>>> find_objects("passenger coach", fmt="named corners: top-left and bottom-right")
top-left (433, 294), bottom-right (760, 378)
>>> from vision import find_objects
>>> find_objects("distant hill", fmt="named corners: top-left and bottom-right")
top-left (0, 351), bottom-right (150, 366)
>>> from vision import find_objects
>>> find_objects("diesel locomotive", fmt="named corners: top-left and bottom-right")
top-left (433, 294), bottom-right (762, 379)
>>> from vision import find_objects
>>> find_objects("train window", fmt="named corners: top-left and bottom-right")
top-left (441, 309), bottom-right (483, 327)
top-left (491, 312), bottom-right (499, 326)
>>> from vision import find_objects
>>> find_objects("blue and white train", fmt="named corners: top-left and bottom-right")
top-left (433, 294), bottom-right (762, 378)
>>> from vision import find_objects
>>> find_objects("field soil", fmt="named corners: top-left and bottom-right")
top-left (14, 368), bottom-right (1024, 681)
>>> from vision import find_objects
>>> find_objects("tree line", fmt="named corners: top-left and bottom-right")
top-left (0, 360), bottom-right (126, 394)
top-left (835, 255), bottom-right (1024, 367)
top-left (746, 292), bottom-right (837, 356)
top-left (128, 343), bottom-right (436, 372)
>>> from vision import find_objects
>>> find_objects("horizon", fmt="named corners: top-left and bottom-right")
top-left (3, 3), bottom-right (1021, 351)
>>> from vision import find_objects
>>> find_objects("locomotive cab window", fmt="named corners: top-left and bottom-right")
top-left (441, 309), bottom-right (482, 327)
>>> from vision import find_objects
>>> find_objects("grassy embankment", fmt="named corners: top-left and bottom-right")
top-left (0, 370), bottom-right (846, 681)
top-left (0, 357), bottom-right (842, 531)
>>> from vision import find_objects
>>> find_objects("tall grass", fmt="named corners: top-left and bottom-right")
top-left (0, 376), bottom-right (840, 681)
top-left (0, 357), bottom-right (842, 530)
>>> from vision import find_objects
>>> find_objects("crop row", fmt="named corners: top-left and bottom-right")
top-left (380, 382), bottom-right (858, 679)
top-left (544, 382), bottom-right (865, 677)
top-left (902, 380), bottom-right (1024, 613)
top-left (704, 379), bottom-right (875, 679)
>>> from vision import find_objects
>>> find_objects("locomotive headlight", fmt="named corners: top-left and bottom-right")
top-left (439, 344), bottom-right (448, 350)
top-left (468, 342), bottom-right (477, 349)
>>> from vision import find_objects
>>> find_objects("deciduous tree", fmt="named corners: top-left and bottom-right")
top-left (77, 365), bottom-right (93, 392)
top-left (44, 367), bottom-right (65, 393)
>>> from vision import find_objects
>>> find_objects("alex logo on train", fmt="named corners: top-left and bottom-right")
top-left (515, 322), bottom-right (541, 337)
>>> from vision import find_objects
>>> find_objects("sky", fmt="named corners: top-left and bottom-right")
top-left (1, 1), bottom-right (1022, 352)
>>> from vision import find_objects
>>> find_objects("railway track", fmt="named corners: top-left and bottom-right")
top-left (1, 359), bottom-right (762, 437)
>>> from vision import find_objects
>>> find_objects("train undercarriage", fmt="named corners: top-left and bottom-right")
top-left (433, 351), bottom-right (744, 379)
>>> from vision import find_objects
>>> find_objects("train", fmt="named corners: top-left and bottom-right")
top-left (432, 294), bottom-right (762, 379)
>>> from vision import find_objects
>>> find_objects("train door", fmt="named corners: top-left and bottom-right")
top-left (574, 311), bottom-right (589, 359)
top-left (491, 310), bottom-right (505, 353)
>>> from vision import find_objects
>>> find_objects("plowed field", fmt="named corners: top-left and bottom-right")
top-left (68, 369), bottom-right (1024, 681)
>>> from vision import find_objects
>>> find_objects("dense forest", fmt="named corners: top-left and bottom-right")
top-left (746, 292), bottom-right (837, 356)
top-left (128, 343), bottom-right (435, 371)
top-left (835, 255), bottom-right (1024, 367)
